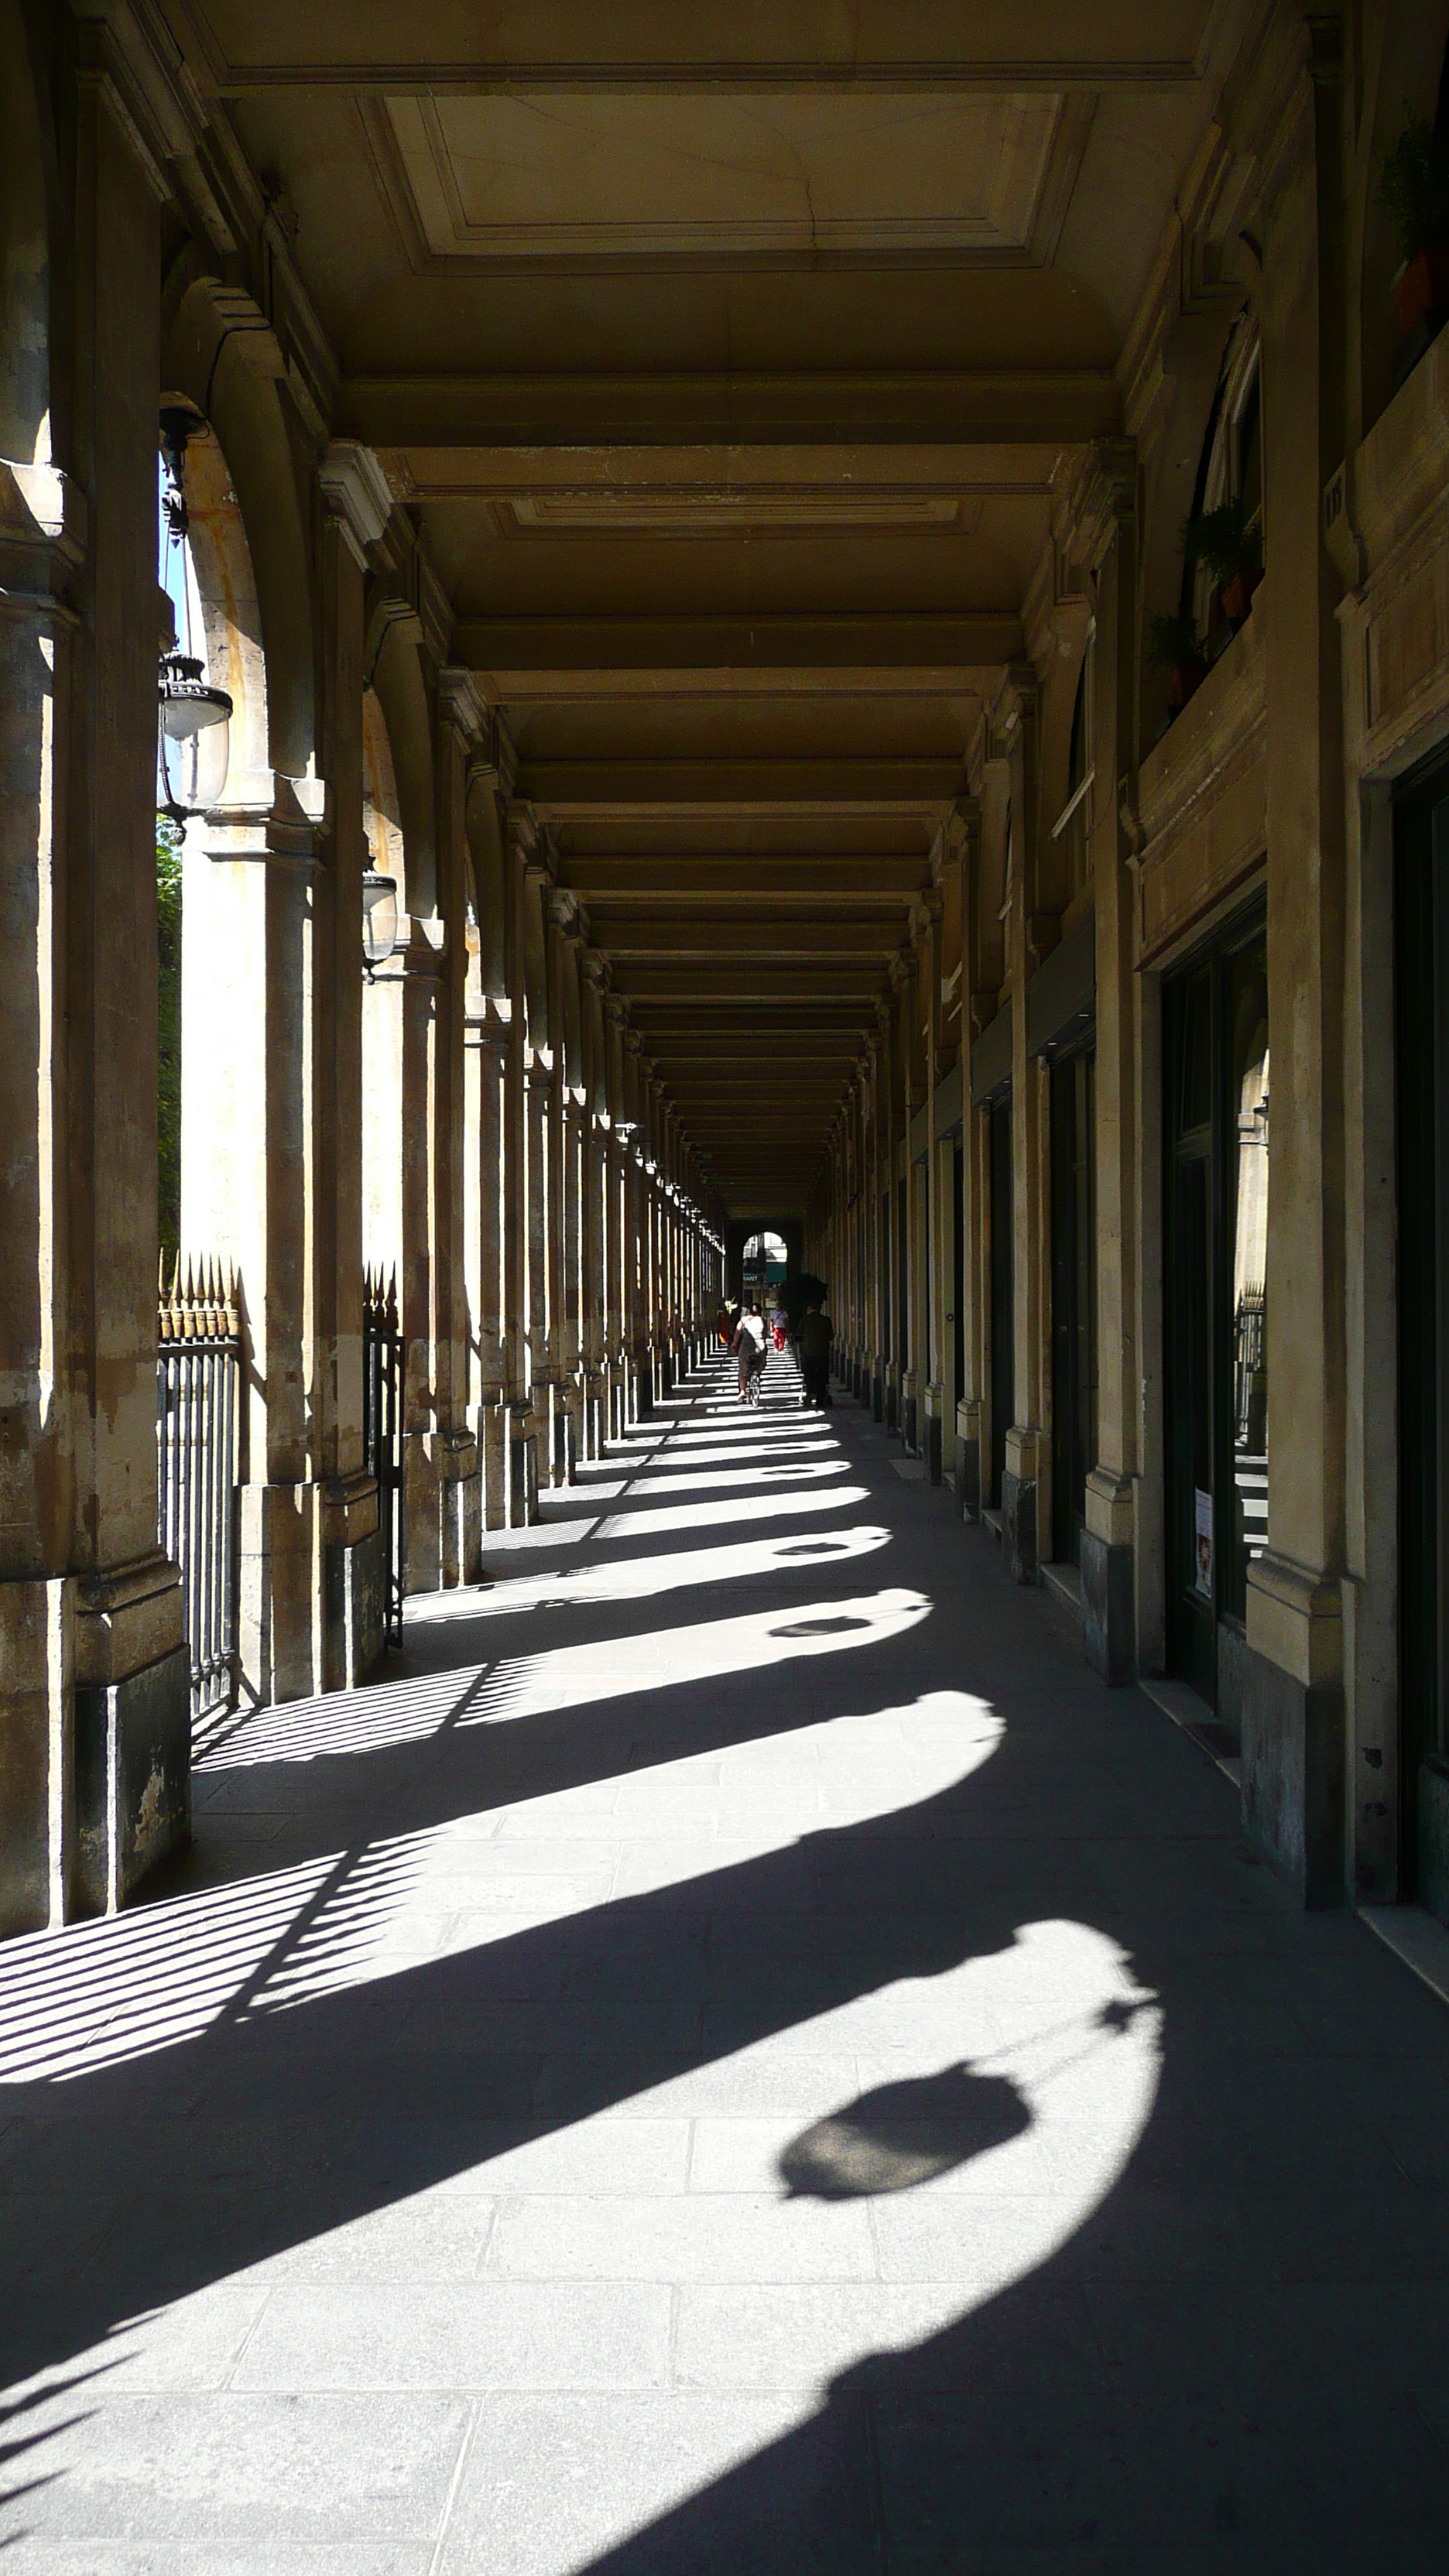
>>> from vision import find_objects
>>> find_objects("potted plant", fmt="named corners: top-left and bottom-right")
top-left (1183, 496), bottom-right (1263, 625)
top-left (1147, 610), bottom-right (1208, 714)
top-left (1379, 115), bottom-right (1449, 334)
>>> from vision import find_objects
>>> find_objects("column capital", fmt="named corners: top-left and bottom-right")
top-left (437, 665), bottom-right (488, 749)
top-left (1050, 438), bottom-right (1136, 573)
top-left (985, 661), bottom-right (1039, 756)
top-left (504, 800), bottom-right (541, 864)
top-left (318, 441), bottom-right (392, 569)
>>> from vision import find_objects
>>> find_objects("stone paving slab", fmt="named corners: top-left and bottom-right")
top-left (4, 1355), bottom-right (1449, 2567)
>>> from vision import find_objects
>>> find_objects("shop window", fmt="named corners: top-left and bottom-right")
top-left (1163, 906), bottom-right (1269, 1716)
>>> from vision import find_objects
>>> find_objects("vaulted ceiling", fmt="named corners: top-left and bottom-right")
top-left (163, 0), bottom-right (1243, 1215)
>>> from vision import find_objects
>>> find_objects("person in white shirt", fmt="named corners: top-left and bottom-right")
top-left (729, 1302), bottom-right (768, 1400)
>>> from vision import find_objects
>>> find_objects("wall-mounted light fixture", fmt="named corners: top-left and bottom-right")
top-left (362, 867), bottom-right (400, 978)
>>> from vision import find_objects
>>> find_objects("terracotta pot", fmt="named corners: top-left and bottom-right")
top-left (1219, 565), bottom-right (1263, 623)
top-left (1394, 242), bottom-right (1449, 333)
top-left (1166, 656), bottom-right (1207, 712)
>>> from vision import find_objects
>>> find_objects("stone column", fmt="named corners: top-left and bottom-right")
top-left (502, 810), bottom-right (537, 1521)
top-left (999, 666), bottom-right (1046, 1584)
top-left (312, 447), bottom-right (390, 1680)
top-left (0, 60), bottom-right (190, 1927)
top-left (921, 889), bottom-right (947, 1481)
top-left (1242, 33), bottom-right (1348, 1901)
top-left (879, 991), bottom-right (900, 1431)
top-left (464, 754), bottom-right (509, 1527)
top-left (430, 671), bottom-right (483, 1582)
top-left (1066, 451), bottom-right (1141, 1684)
top-left (866, 1021), bottom-right (886, 1420)
top-left (475, 1010), bottom-right (509, 1526)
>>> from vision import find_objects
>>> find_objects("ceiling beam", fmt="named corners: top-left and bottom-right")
top-left (346, 372), bottom-right (1118, 448)
top-left (457, 611), bottom-right (1020, 674)
top-left (615, 964), bottom-right (886, 1001)
top-left (593, 919), bottom-right (903, 959)
top-left (520, 758), bottom-right (965, 808)
top-left (562, 859), bottom-right (927, 899)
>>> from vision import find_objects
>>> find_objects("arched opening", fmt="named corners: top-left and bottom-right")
top-left (158, 412), bottom-right (270, 1272)
top-left (743, 1230), bottom-right (789, 1299)
top-left (361, 682), bottom-right (407, 1306)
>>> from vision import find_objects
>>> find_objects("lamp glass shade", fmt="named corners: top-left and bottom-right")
top-left (362, 868), bottom-right (399, 969)
top-left (157, 653), bottom-right (231, 814)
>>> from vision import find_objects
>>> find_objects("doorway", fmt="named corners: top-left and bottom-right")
top-left (1050, 1050), bottom-right (1098, 1567)
top-left (1163, 908), bottom-right (1269, 1714)
top-left (988, 1094), bottom-right (1014, 1508)
top-left (1396, 754), bottom-right (1449, 1921)
top-left (952, 1136), bottom-right (965, 1416)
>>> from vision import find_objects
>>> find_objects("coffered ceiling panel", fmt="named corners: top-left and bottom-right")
top-left (383, 90), bottom-right (1067, 262)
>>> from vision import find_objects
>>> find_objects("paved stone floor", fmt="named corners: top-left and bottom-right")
top-left (5, 1355), bottom-right (1449, 2571)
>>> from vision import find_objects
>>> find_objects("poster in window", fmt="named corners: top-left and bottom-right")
top-left (1194, 1487), bottom-right (1214, 1598)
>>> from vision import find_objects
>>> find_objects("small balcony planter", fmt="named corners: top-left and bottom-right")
top-left (1183, 498), bottom-right (1262, 632)
top-left (1393, 241), bottom-right (1449, 334)
top-left (1380, 118), bottom-right (1449, 348)
top-left (1218, 565), bottom-right (1265, 624)
top-left (1148, 611), bottom-right (1208, 721)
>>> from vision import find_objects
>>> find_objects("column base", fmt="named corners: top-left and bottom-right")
top-left (955, 1399), bottom-right (981, 1520)
top-left (402, 1433), bottom-right (483, 1591)
top-left (1002, 1427), bottom-right (1042, 1585)
top-left (402, 1433), bottom-right (442, 1592)
top-left (1242, 1553), bottom-right (1346, 1906)
top-left (583, 1372), bottom-right (606, 1460)
top-left (632, 1349), bottom-right (653, 1420)
top-left (321, 1472), bottom-right (385, 1688)
top-left (440, 1435), bottom-right (481, 1586)
top-left (238, 1484), bottom-right (323, 1705)
top-left (481, 1400), bottom-right (508, 1530)
top-left (507, 1405), bottom-right (539, 1526)
top-left (0, 1574), bottom-right (72, 1933)
top-left (925, 1383), bottom-right (944, 1485)
top-left (1082, 1470), bottom-right (1136, 1685)
top-left (76, 1640), bottom-right (190, 1917)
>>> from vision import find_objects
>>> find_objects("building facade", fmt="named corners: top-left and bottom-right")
top-left (3, 0), bottom-right (1449, 1933)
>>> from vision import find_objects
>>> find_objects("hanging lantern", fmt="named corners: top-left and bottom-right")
top-left (362, 867), bottom-right (400, 975)
top-left (156, 406), bottom-right (232, 820)
top-left (157, 652), bottom-right (232, 819)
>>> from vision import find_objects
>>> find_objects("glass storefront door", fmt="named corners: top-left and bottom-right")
top-left (1396, 756), bottom-right (1449, 1920)
top-left (988, 1094), bottom-right (1014, 1508)
top-left (1050, 1050), bottom-right (1098, 1567)
top-left (1163, 909), bottom-right (1269, 1712)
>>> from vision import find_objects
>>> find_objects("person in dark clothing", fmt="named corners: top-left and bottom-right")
top-left (797, 1297), bottom-right (833, 1409)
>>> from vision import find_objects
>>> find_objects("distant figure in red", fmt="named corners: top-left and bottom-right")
top-left (771, 1313), bottom-right (786, 1352)
top-left (716, 1303), bottom-right (732, 1347)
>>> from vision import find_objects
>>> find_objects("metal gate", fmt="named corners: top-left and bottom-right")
top-left (363, 1268), bottom-right (405, 1647)
top-left (156, 1259), bottom-right (241, 1732)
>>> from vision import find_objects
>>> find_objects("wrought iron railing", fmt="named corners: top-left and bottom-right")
top-left (157, 1258), bottom-right (242, 1733)
top-left (363, 1267), bottom-right (405, 1647)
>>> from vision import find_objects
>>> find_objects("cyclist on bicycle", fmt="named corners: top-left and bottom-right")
top-left (730, 1302), bottom-right (768, 1402)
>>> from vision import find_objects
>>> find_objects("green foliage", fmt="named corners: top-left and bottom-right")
top-left (1379, 116), bottom-right (1449, 268)
top-left (1146, 611), bottom-right (1205, 672)
top-left (157, 817), bottom-right (182, 1259)
top-left (1181, 495), bottom-right (1262, 589)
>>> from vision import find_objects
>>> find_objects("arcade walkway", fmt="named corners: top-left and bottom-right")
top-left (4, 1359), bottom-right (1449, 2571)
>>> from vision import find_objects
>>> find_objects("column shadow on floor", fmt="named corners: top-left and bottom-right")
top-left (4, 1364), bottom-right (1449, 2567)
